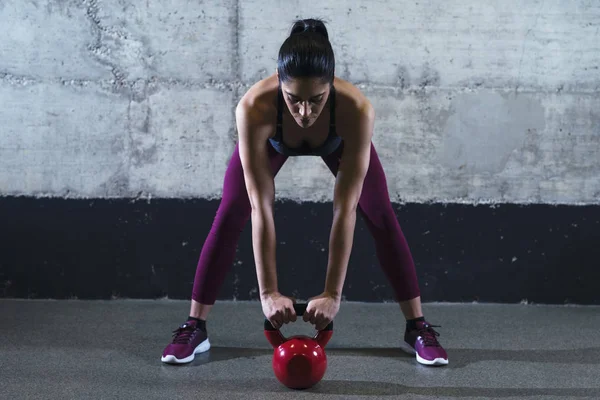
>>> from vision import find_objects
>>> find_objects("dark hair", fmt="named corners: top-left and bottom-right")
top-left (277, 18), bottom-right (335, 84)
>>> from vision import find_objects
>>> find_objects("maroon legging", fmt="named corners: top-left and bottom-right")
top-left (191, 141), bottom-right (421, 304)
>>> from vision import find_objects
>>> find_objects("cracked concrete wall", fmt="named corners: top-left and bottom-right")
top-left (1, 1), bottom-right (599, 204)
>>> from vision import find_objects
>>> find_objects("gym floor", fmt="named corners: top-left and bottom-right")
top-left (2, 299), bottom-right (599, 399)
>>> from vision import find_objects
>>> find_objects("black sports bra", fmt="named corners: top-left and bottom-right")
top-left (268, 85), bottom-right (342, 157)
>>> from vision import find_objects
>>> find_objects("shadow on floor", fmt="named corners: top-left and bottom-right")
top-left (184, 345), bottom-right (600, 370)
top-left (164, 376), bottom-right (600, 398)
top-left (330, 346), bottom-right (600, 369)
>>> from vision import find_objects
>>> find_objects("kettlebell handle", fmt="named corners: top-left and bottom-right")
top-left (263, 303), bottom-right (334, 348)
top-left (264, 303), bottom-right (333, 332)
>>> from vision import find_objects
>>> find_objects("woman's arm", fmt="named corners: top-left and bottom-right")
top-left (235, 101), bottom-right (279, 299)
top-left (324, 101), bottom-right (375, 298)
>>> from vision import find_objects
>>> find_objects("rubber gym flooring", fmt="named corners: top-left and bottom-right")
top-left (2, 299), bottom-right (599, 399)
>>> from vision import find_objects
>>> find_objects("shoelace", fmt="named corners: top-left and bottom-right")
top-left (418, 324), bottom-right (442, 347)
top-left (171, 323), bottom-right (199, 344)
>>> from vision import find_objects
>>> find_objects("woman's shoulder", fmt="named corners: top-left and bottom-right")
top-left (236, 74), bottom-right (279, 125)
top-left (333, 77), bottom-right (375, 120)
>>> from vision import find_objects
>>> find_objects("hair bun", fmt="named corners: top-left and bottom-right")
top-left (290, 18), bottom-right (329, 40)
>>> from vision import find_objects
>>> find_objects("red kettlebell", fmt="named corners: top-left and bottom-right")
top-left (264, 303), bottom-right (333, 390)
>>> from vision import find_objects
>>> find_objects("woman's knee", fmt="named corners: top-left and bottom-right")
top-left (215, 193), bottom-right (251, 228)
top-left (359, 198), bottom-right (397, 231)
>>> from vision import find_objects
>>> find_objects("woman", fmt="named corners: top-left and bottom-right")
top-left (161, 18), bottom-right (448, 367)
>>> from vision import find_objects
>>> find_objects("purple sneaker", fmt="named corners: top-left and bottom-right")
top-left (402, 320), bottom-right (448, 366)
top-left (161, 320), bottom-right (210, 364)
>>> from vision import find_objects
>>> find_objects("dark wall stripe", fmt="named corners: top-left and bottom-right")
top-left (1, 196), bottom-right (598, 304)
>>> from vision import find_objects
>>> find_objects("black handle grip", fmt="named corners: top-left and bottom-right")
top-left (264, 302), bottom-right (334, 331)
top-left (293, 303), bottom-right (307, 316)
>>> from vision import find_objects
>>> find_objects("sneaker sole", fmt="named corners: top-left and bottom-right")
top-left (161, 338), bottom-right (211, 364)
top-left (401, 341), bottom-right (448, 366)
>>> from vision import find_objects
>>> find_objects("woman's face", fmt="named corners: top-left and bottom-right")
top-left (280, 77), bottom-right (331, 128)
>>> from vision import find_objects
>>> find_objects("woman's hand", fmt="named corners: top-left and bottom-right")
top-left (304, 292), bottom-right (341, 331)
top-left (261, 292), bottom-right (297, 330)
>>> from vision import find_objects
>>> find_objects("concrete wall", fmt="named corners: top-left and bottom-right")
top-left (2, 1), bottom-right (600, 304)
top-left (1, 0), bottom-right (599, 205)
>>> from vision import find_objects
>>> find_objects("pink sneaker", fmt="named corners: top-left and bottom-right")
top-left (402, 321), bottom-right (448, 366)
top-left (161, 320), bottom-right (210, 364)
